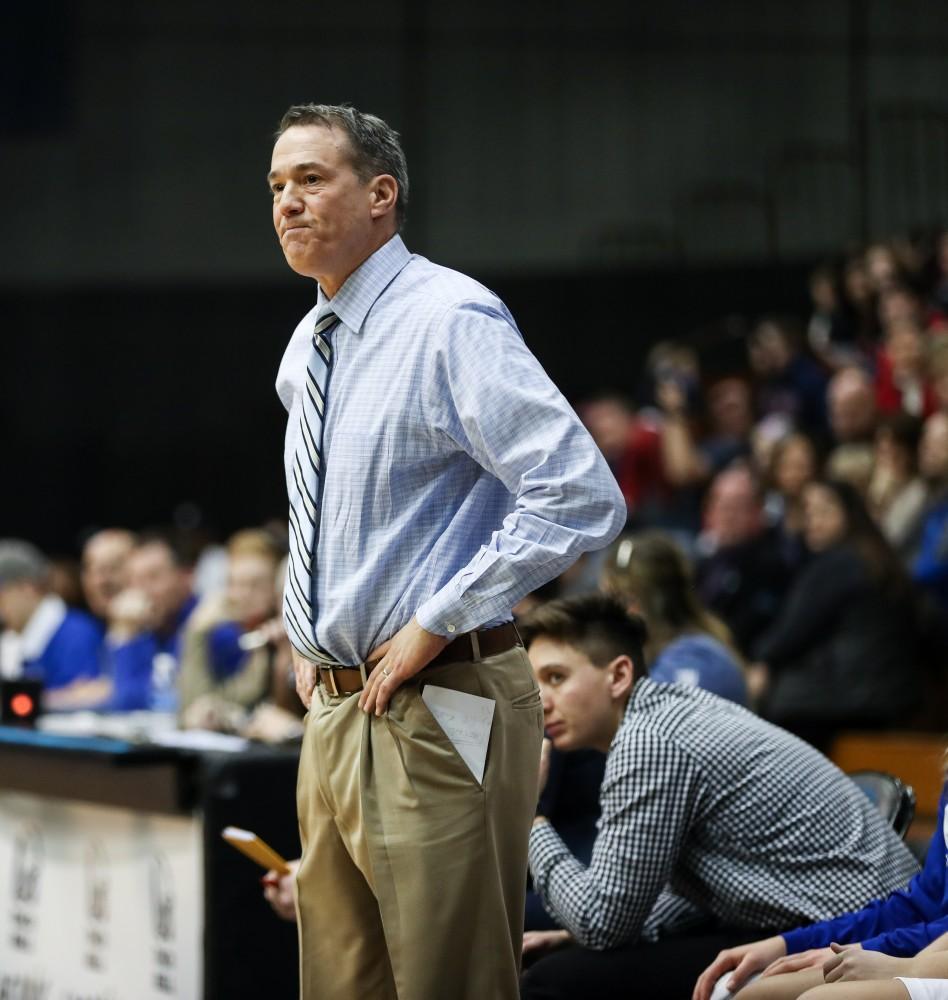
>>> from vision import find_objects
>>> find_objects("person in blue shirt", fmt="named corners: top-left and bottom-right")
top-left (694, 774), bottom-right (948, 1000)
top-left (0, 539), bottom-right (102, 690)
top-left (51, 533), bottom-right (197, 712)
top-left (601, 530), bottom-right (748, 706)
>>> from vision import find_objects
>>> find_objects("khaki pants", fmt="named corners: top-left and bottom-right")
top-left (295, 644), bottom-right (544, 1000)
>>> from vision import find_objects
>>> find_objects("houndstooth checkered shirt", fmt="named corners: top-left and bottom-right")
top-left (529, 679), bottom-right (920, 950)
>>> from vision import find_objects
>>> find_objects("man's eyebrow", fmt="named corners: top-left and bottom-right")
top-left (267, 161), bottom-right (324, 183)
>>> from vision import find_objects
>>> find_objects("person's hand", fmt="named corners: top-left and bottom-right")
top-left (761, 947), bottom-right (836, 978)
top-left (358, 617), bottom-right (450, 716)
top-left (537, 738), bottom-right (552, 800)
top-left (292, 651), bottom-right (318, 709)
top-left (262, 859), bottom-right (300, 922)
top-left (745, 662), bottom-right (770, 706)
top-left (106, 588), bottom-right (152, 641)
top-left (692, 936), bottom-right (786, 1000)
top-left (522, 929), bottom-right (572, 956)
top-left (822, 942), bottom-right (910, 983)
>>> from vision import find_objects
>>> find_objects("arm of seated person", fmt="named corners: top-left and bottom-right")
top-left (43, 676), bottom-right (114, 712)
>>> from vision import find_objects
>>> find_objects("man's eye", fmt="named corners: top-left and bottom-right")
top-left (271, 184), bottom-right (284, 195)
top-left (304, 174), bottom-right (319, 184)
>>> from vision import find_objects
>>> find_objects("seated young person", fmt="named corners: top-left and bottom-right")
top-left (518, 595), bottom-right (919, 1000)
top-left (693, 766), bottom-right (948, 1000)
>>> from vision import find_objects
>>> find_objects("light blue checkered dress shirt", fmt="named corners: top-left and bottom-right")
top-left (276, 235), bottom-right (626, 665)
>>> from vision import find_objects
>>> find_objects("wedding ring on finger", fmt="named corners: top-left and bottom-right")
top-left (381, 666), bottom-right (391, 679)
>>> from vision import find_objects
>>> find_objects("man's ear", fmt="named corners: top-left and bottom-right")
top-left (369, 174), bottom-right (398, 219)
top-left (606, 655), bottom-right (636, 700)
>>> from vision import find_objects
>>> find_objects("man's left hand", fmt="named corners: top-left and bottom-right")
top-left (359, 617), bottom-right (450, 716)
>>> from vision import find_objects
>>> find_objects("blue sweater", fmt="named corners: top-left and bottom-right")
top-left (22, 609), bottom-right (104, 690)
top-left (783, 788), bottom-right (948, 956)
top-left (108, 595), bottom-right (198, 711)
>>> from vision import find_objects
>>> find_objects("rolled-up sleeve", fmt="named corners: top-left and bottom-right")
top-left (529, 730), bottom-right (700, 949)
top-left (415, 301), bottom-right (626, 636)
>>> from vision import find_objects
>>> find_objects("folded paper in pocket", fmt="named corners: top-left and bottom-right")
top-left (421, 684), bottom-right (495, 784)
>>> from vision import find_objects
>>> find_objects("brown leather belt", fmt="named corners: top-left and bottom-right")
top-left (316, 622), bottom-right (522, 696)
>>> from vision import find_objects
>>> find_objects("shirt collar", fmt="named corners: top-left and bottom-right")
top-left (317, 234), bottom-right (412, 333)
top-left (18, 594), bottom-right (68, 661)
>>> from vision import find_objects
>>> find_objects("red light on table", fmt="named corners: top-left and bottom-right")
top-left (10, 693), bottom-right (34, 718)
top-left (1, 679), bottom-right (42, 726)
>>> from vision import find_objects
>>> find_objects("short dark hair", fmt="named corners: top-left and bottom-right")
top-left (519, 594), bottom-right (649, 682)
top-left (275, 103), bottom-right (409, 227)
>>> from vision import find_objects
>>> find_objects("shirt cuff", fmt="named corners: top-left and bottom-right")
top-left (415, 583), bottom-right (473, 638)
top-left (528, 819), bottom-right (572, 888)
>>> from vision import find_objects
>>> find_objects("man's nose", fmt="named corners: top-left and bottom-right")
top-left (277, 184), bottom-right (303, 214)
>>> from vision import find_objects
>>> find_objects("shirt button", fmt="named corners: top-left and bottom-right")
top-left (446, 624), bottom-right (456, 633)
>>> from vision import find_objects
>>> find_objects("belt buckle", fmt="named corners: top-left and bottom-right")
top-left (324, 666), bottom-right (340, 697)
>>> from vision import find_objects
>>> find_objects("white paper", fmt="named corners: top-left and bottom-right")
top-left (421, 684), bottom-right (495, 784)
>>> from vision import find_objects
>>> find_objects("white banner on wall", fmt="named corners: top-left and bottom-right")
top-left (0, 791), bottom-right (202, 999)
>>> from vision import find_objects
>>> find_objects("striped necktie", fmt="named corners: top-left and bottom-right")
top-left (284, 310), bottom-right (339, 660)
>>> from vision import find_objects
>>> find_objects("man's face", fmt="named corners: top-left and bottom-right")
top-left (704, 470), bottom-right (762, 547)
top-left (0, 580), bottom-right (41, 633)
top-left (269, 124), bottom-right (378, 285)
top-left (226, 554), bottom-right (276, 626)
top-left (829, 374), bottom-right (875, 442)
top-left (126, 543), bottom-right (191, 632)
top-left (528, 638), bottom-right (619, 752)
top-left (81, 531), bottom-right (134, 618)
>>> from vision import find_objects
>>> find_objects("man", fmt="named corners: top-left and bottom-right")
top-left (0, 539), bottom-right (103, 689)
top-left (519, 594), bottom-right (918, 1000)
top-left (55, 533), bottom-right (198, 711)
top-left (269, 103), bottom-right (625, 1000)
top-left (80, 528), bottom-right (136, 621)
top-left (695, 464), bottom-right (795, 657)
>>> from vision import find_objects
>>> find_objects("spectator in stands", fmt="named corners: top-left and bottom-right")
top-left (602, 532), bottom-right (747, 705)
top-left (51, 533), bottom-right (199, 713)
top-left (807, 262), bottom-right (861, 371)
top-left (826, 366), bottom-right (878, 495)
top-left (928, 334), bottom-right (948, 413)
top-left (866, 242), bottom-right (903, 296)
top-left (694, 759), bottom-right (948, 1000)
top-left (751, 479), bottom-right (921, 749)
top-left (105, 532), bottom-right (198, 710)
top-left (842, 251), bottom-right (879, 343)
top-left (767, 432), bottom-right (820, 555)
top-left (909, 411), bottom-right (948, 610)
top-left (658, 376), bottom-right (754, 489)
top-left (178, 528), bottom-right (292, 729)
top-left (518, 595), bottom-right (918, 1000)
top-left (748, 317), bottom-right (828, 436)
top-left (79, 528), bottom-right (136, 622)
top-left (695, 465), bottom-right (794, 656)
top-left (579, 393), bottom-right (658, 526)
top-left (0, 539), bottom-right (102, 690)
top-left (868, 414), bottom-right (927, 555)
top-left (875, 319), bottom-right (937, 420)
top-left (933, 229), bottom-right (948, 316)
top-left (829, 367), bottom-right (878, 446)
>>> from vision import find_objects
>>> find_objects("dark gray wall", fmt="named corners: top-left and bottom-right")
top-left (3, 0), bottom-right (948, 288)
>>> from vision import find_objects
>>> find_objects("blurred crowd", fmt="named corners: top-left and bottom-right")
top-left (0, 523), bottom-right (304, 742)
top-left (3, 228), bottom-right (948, 751)
top-left (554, 227), bottom-right (948, 749)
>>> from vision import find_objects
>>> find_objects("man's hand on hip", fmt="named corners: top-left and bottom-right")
top-left (292, 651), bottom-right (318, 709)
top-left (359, 617), bottom-right (450, 716)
